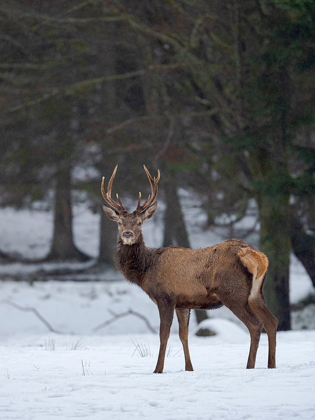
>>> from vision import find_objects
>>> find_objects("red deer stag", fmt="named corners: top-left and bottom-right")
top-left (101, 165), bottom-right (278, 373)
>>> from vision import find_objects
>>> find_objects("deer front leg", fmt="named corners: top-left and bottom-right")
top-left (176, 309), bottom-right (194, 371)
top-left (154, 301), bottom-right (174, 374)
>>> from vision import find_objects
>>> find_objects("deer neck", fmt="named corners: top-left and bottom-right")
top-left (116, 233), bottom-right (156, 287)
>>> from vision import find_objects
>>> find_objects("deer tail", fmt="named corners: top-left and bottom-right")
top-left (238, 247), bottom-right (268, 298)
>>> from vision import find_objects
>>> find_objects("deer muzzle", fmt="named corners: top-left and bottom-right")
top-left (123, 231), bottom-right (133, 239)
top-left (121, 230), bottom-right (135, 245)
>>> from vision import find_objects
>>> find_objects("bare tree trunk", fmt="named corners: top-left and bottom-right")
top-left (163, 170), bottom-right (190, 248)
top-left (98, 143), bottom-right (118, 267)
top-left (194, 309), bottom-right (209, 324)
top-left (98, 210), bottom-right (117, 265)
top-left (258, 193), bottom-right (291, 330)
top-left (291, 210), bottom-right (315, 289)
top-left (47, 162), bottom-right (90, 261)
top-left (248, 95), bottom-right (292, 331)
top-left (96, 25), bottom-right (119, 267)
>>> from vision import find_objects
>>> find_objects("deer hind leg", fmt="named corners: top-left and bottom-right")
top-left (219, 293), bottom-right (263, 369)
top-left (246, 317), bottom-right (263, 369)
top-left (248, 275), bottom-right (278, 369)
top-left (176, 309), bottom-right (194, 371)
top-left (154, 301), bottom-right (175, 374)
top-left (225, 305), bottom-right (263, 369)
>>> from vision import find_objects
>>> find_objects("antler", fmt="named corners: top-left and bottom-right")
top-left (136, 165), bottom-right (160, 212)
top-left (101, 165), bottom-right (126, 212)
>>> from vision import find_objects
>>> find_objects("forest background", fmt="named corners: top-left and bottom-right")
top-left (1, 0), bottom-right (315, 332)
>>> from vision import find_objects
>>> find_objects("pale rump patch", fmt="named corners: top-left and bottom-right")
top-left (237, 248), bottom-right (268, 280)
top-left (238, 248), bottom-right (268, 301)
top-left (249, 274), bottom-right (265, 301)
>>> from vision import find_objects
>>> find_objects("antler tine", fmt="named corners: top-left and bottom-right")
top-left (155, 168), bottom-right (161, 183)
top-left (116, 193), bottom-right (125, 210)
top-left (101, 176), bottom-right (120, 211)
top-left (143, 164), bottom-right (154, 182)
top-left (101, 177), bottom-right (120, 211)
top-left (107, 164), bottom-right (118, 198)
top-left (101, 165), bottom-right (125, 211)
top-left (101, 176), bottom-right (108, 202)
top-left (144, 165), bottom-right (160, 204)
top-left (136, 192), bottom-right (142, 211)
top-left (143, 165), bottom-right (160, 186)
top-left (138, 165), bottom-right (160, 211)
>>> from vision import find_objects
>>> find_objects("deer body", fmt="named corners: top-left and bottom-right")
top-left (102, 166), bottom-right (278, 373)
top-left (117, 238), bottom-right (246, 310)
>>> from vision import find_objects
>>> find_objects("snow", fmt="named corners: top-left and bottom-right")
top-left (0, 332), bottom-right (315, 419)
top-left (0, 205), bottom-right (315, 419)
top-left (194, 318), bottom-right (249, 343)
top-left (0, 281), bottom-right (160, 336)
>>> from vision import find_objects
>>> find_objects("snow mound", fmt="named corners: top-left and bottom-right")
top-left (194, 318), bottom-right (248, 343)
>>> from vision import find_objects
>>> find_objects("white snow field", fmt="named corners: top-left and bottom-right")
top-left (0, 206), bottom-right (315, 419)
top-left (0, 282), bottom-right (314, 419)
top-left (0, 330), bottom-right (315, 420)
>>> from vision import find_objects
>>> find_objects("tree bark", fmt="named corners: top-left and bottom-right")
top-left (162, 171), bottom-right (190, 248)
top-left (194, 310), bottom-right (209, 324)
top-left (291, 210), bottom-right (315, 289)
top-left (47, 162), bottom-right (90, 261)
top-left (258, 193), bottom-right (291, 330)
top-left (98, 210), bottom-right (118, 265)
top-left (96, 25), bottom-right (119, 267)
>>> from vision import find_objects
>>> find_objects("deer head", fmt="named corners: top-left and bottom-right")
top-left (101, 165), bottom-right (160, 245)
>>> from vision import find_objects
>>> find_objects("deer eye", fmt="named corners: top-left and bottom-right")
top-left (137, 222), bottom-right (142, 226)
top-left (118, 222), bottom-right (122, 226)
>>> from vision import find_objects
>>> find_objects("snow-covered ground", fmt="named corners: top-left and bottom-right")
top-left (0, 206), bottom-right (315, 419)
top-left (1, 331), bottom-right (315, 419)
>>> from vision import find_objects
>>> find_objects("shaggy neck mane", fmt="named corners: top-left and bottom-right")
top-left (116, 233), bottom-right (162, 286)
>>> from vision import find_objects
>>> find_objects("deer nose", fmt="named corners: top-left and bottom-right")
top-left (123, 231), bottom-right (133, 238)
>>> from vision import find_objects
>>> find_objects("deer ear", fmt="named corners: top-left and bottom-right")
top-left (102, 204), bottom-right (120, 221)
top-left (141, 202), bottom-right (157, 221)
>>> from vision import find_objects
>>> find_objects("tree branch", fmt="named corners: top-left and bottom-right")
top-left (93, 308), bottom-right (157, 334)
top-left (0, 299), bottom-right (59, 333)
top-left (6, 63), bottom-right (195, 113)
